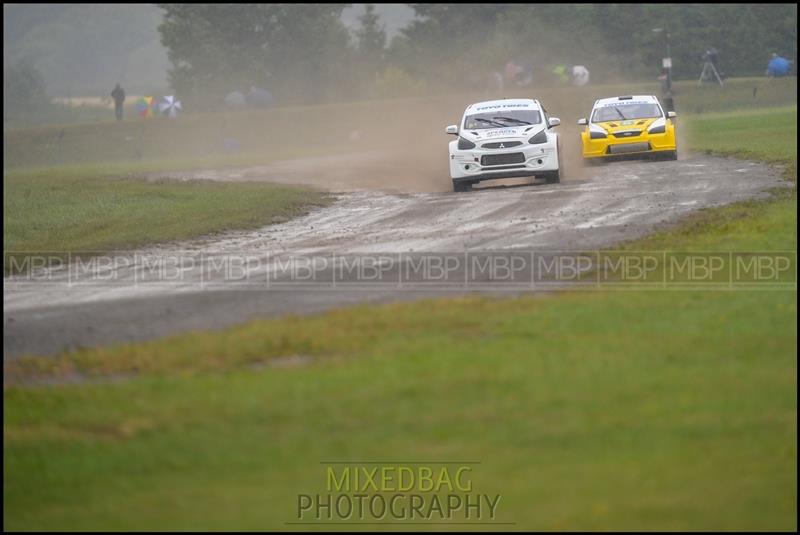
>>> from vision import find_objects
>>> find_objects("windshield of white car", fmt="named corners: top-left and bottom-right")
top-left (470, 117), bottom-right (507, 128)
top-left (464, 110), bottom-right (542, 130)
top-left (592, 103), bottom-right (662, 122)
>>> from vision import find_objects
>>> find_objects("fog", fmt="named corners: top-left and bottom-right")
top-left (341, 3), bottom-right (414, 40)
top-left (3, 4), bottom-right (169, 96)
top-left (3, 4), bottom-right (415, 99)
top-left (3, 4), bottom-right (795, 130)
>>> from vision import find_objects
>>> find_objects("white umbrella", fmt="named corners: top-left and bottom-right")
top-left (572, 66), bottom-right (590, 86)
top-left (159, 95), bottom-right (182, 118)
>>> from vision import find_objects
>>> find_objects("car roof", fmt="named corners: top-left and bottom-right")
top-left (465, 99), bottom-right (541, 113)
top-left (593, 95), bottom-right (660, 108)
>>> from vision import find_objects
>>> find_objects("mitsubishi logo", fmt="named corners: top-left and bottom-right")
top-left (499, 143), bottom-right (506, 149)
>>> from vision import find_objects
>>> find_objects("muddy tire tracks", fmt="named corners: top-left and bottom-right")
top-left (4, 153), bottom-right (789, 357)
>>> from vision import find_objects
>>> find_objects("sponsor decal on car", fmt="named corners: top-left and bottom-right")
top-left (474, 103), bottom-right (533, 111)
top-left (482, 129), bottom-right (519, 138)
top-left (599, 101), bottom-right (652, 107)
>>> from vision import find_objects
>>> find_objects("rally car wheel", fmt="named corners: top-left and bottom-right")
top-left (544, 140), bottom-right (562, 183)
top-left (453, 181), bottom-right (472, 193)
top-left (543, 170), bottom-right (560, 184)
top-left (655, 150), bottom-right (678, 161)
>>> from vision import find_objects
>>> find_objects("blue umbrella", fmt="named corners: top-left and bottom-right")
top-left (767, 56), bottom-right (791, 76)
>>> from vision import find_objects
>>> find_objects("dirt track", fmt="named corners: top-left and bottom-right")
top-left (3, 152), bottom-right (789, 357)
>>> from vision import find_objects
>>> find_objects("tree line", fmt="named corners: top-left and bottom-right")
top-left (5, 3), bottom-right (796, 121)
top-left (157, 3), bottom-right (796, 107)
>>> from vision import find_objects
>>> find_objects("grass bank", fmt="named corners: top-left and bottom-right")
top-left (3, 167), bottom-right (329, 273)
top-left (683, 105), bottom-right (797, 181)
top-left (4, 289), bottom-right (796, 531)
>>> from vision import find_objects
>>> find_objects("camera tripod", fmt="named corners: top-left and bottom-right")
top-left (698, 60), bottom-right (724, 86)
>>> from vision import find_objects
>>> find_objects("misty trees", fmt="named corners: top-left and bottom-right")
top-left (389, 4), bottom-right (506, 84)
top-left (157, 4), bottom-right (352, 106)
top-left (1, 59), bottom-right (93, 127)
top-left (4, 60), bottom-right (49, 114)
top-left (587, 3), bottom-right (797, 80)
top-left (154, 3), bottom-right (796, 106)
top-left (4, 4), bottom-right (167, 97)
top-left (528, 4), bottom-right (798, 81)
top-left (355, 4), bottom-right (412, 99)
top-left (356, 4), bottom-right (387, 72)
top-left (387, 3), bottom-right (796, 89)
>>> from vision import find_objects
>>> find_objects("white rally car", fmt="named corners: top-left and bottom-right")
top-left (446, 98), bottom-right (562, 192)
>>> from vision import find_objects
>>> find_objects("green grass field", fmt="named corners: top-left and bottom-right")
top-left (684, 105), bottom-right (797, 181)
top-left (3, 167), bottom-right (329, 273)
top-left (3, 101), bottom-right (796, 530)
top-left (4, 289), bottom-right (796, 531)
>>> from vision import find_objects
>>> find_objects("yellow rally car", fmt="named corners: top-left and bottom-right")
top-left (579, 95), bottom-right (677, 163)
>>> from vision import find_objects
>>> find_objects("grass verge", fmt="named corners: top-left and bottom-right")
top-left (3, 108), bottom-right (797, 530)
top-left (683, 105), bottom-right (797, 181)
top-left (4, 290), bottom-right (796, 530)
top-left (3, 167), bottom-right (330, 273)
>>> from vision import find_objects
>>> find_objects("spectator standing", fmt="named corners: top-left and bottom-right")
top-left (111, 83), bottom-right (126, 121)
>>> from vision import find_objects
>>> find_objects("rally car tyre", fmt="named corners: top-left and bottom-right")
top-left (453, 181), bottom-right (472, 193)
top-left (542, 170), bottom-right (560, 184)
top-left (544, 140), bottom-right (563, 183)
top-left (654, 150), bottom-right (678, 161)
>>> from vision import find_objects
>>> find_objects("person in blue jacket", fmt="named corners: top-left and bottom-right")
top-left (766, 53), bottom-right (792, 77)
